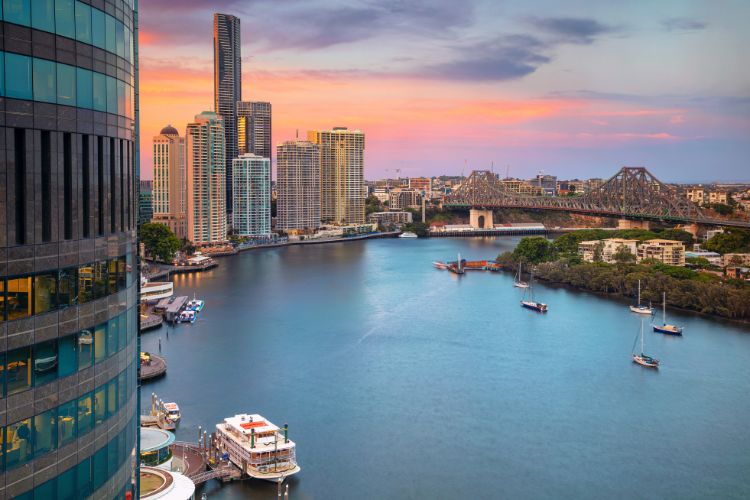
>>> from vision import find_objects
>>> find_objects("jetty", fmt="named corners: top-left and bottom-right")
top-left (141, 393), bottom-right (177, 431)
top-left (140, 352), bottom-right (167, 382)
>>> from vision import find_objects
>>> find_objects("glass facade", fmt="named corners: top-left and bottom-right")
top-left (1, 0), bottom-right (139, 497)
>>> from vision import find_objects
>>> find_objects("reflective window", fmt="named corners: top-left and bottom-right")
top-left (0, 351), bottom-right (5, 398)
top-left (93, 385), bottom-right (106, 425)
top-left (94, 324), bottom-right (106, 362)
top-left (7, 346), bottom-right (32, 395)
top-left (58, 267), bottom-right (78, 308)
top-left (78, 392), bottom-right (93, 435)
top-left (76, 67), bottom-right (93, 109)
top-left (33, 58), bottom-right (57, 103)
top-left (31, 0), bottom-right (55, 32)
top-left (3, 0), bottom-right (31, 26)
top-left (108, 258), bottom-right (119, 294)
top-left (33, 408), bottom-right (57, 456)
top-left (92, 72), bottom-right (106, 111)
top-left (105, 14), bottom-right (116, 53)
top-left (107, 378), bottom-right (117, 417)
top-left (78, 264), bottom-right (94, 303)
top-left (117, 79), bottom-right (125, 116)
top-left (118, 311), bottom-right (127, 351)
top-left (126, 253), bottom-right (134, 287)
top-left (107, 315), bottom-right (117, 356)
top-left (58, 465), bottom-right (77, 500)
top-left (58, 335), bottom-right (77, 377)
top-left (55, 0), bottom-right (75, 38)
top-left (7, 276), bottom-right (32, 320)
top-left (4, 53), bottom-right (33, 100)
top-left (118, 370), bottom-right (127, 408)
top-left (34, 271), bottom-right (57, 314)
top-left (58, 399), bottom-right (77, 446)
top-left (118, 256), bottom-right (127, 292)
top-left (92, 446), bottom-right (107, 490)
top-left (34, 339), bottom-right (58, 386)
top-left (91, 7), bottom-right (105, 48)
top-left (74, 1), bottom-right (92, 44)
top-left (93, 260), bottom-right (108, 299)
top-left (57, 63), bottom-right (76, 106)
top-left (77, 456), bottom-right (92, 498)
top-left (35, 478), bottom-right (56, 500)
top-left (5, 418), bottom-right (32, 469)
top-left (115, 19), bottom-right (125, 58)
top-left (77, 329), bottom-right (93, 370)
top-left (106, 76), bottom-right (117, 114)
top-left (0, 279), bottom-right (5, 321)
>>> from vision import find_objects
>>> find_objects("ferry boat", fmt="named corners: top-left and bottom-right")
top-left (399, 231), bottom-right (418, 238)
top-left (629, 280), bottom-right (654, 315)
top-left (215, 413), bottom-right (301, 481)
top-left (652, 292), bottom-right (683, 335)
top-left (177, 310), bottom-right (196, 324)
top-left (513, 262), bottom-right (529, 288)
top-left (163, 402), bottom-right (181, 424)
top-left (186, 295), bottom-right (205, 313)
top-left (520, 272), bottom-right (547, 312)
top-left (633, 318), bottom-right (659, 368)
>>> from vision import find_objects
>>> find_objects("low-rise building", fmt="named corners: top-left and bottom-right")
top-left (389, 188), bottom-right (420, 210)
top-left (500, 179), bottom-right (544, 196)
top-left (687, 187), bottom-right (705, 205)
top-left (708, 191), bottom-right (728, 205)
top-left (369, 211), bottom-right (413, 225)
top-left (578, 238), bottom-right (638, 263)
top-left (685, 250), bottom-right (723, 266)
top-left (637, 239), bottom-right (686, 266)
top-left (723, 253), bottom-right (750, 267)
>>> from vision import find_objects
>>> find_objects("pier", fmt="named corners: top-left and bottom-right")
top-left (140, 353), bottom-right (167, 381)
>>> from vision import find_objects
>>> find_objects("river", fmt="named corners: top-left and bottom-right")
top-left (139, 237), bottom-right (750, 500)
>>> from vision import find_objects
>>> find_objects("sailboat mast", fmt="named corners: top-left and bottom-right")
top-left (663, 292), bottom-right (666, 323)
top-left (640, 319), bottom-right (644, 353)
top-left (638, 280), bottom-right (641, 306)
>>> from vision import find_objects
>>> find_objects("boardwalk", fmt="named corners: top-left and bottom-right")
top-left (140, 354), bottom-right (167, 381)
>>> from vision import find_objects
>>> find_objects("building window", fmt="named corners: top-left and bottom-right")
top-left (74, 1), bottom-right (92, 43)
top-left (94, 324), bottom-right (106, 363)
top-left (33, 408), bottom-right (57, 456)
top-left (77, 329), bottom-right (93, 370)
top-left (5, 53), bottom-right (32, 99)
top-left (41, 131), bottom-right (52, 241)
top-left (76, 67), bottom-right (93, 108)
top-left (97, 136), bottom-right (104, 235)
top-left (31, 0), bottom-right (54, 32)
top-left (93, 260), bottom-right (108, 298)
top-left (57, 63), bottom-right (76, 106)
top-left (14, 128), bottom-right (27, 244)
top-left (7, 276), bottom-right (32, 320)
top-left (5, 418), bottom-right (32, 469)
top-left (108, 258), bottom-right (119, 294)
top-left (64, 132), bottom-right (73, 239)
top-left (54, 0), bottom-right (75, 38)
top-left (58, 335), bottom-right (77, 378)
top-left (106, 312), bottom-right (117, 356)
top-left (82, 135), bottom-right (91, 237)
top-left (107, 378), bottom-right (117, 417)
top-left (58, 399), bottom-right (77, 446)
top-left (76, 456), bottom-right (92, 498)
top-left (34, 271), bottom-right (57, 315)
top-left (91, 7), bottom-right (105, 48)
top-left (6, 346), bottom-right (31, 394)
top-left (32, 58), bottom-right (56, 103)
top-left (92, 446), bottom-right (107, 490)
top-left (104, 14), bottom-right (115, 53)
top-left (92, 72), bottom-right (106, 111)
top-left (110, 137), bottom-right (116, 232)
top-left (3, 0), bottom-right (31, 26)
top-left (34, 339), bottom-right (58, 386)
top-left (93, 385), bottom-right (106, 425)
top-left (57, 466), bottom-right (77, 500)
top-left (77, 392), bottom-right (93, 436)
top-left (106, 75), bottom-right (117, 115)
top-left (78, 264), bottom-right (94, 303)
top-left (0, 280), bottom-right (5, 321)
top-left (58, 267), bottom-right (78, 308)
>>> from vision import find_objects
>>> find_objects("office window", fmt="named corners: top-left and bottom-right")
top-left (92, 72), bottom-right (106, 111)
top-left (33, 58), bottom-right (57, 103)
top-left (74, 1), bottom-right (92, 43)
top-left (106, 76), bottom-right (117, 114)
top-left (117, 79), bottom-right (125, 118)
top-left (41, 131), bottom-right (52, 241)
top-left (92, 446), bottom-right (107, 490)
top-left (31, 0), bottom-right (55, 33)
top-left (0, 280), bottom-right (5, 321)
top-left (5, 53), bottom-right (32, 100)
top-left (115, 19), bottom-right (125, 58)
top-left (110, 137), bottom-right (116, 232)
top-left (7, 276), bottom-right (32, 320)
top-left (34, 339), bottom-right (58, 386)
top-left (93, 260), bottom-right (108, 298)
top-left (106, 313), bottom-right (117, 356)
top-left (58, 335), bottom-right (77, 377)
top-left (58, 267), bottom-right (77, 308)
top-left (94, 324), bottom-right (106, 362)
top-left (5, 418), bottom-right (32, 469)
top-left (63, 133), bottom-right (73, 239)
top-left (76, 456), bottom-right (92, 498)
top-left (126, 252), bottom-right (134, 287)
top-left (78, 264), bottom-right (93, 303)
top-left (34, 478), bottom-right (56, 500)
top-left (0, 351), bottom-right (5, 397)
top-left (55, 0), bottom-right (75, 38)
top-left (117, 256), bottom-right (127, 291)
top-left (14, 128), bottom-right (27, 244)
top-left (76, 67), bottom-right (93, 109)
top-left (34, 271), bottom-right (58, 315)
top-left (118, 310), bottom-right (127, 351)
top-left (82, 135), bottom-right (91, 237)
top-left (77, 392), bottom-right (93, 435)
top-left (58, 399), bottom-right (76, 446)
top-left (33, 408), bottom-right (57, 456)
top-left (57, 63), bottom-right (76, 106)
top-left (93, 385), bottom-right (106, 424)
top-left (0, 51), bottom-right (4, 96)
top-left (97, 136), bottom-right (104, 234)
top-left (3, 0), bottom-right (31, 26)
top-left (107, 378), bottom-right (116, 417)
top-left (117, 369), bottom-right (126, 408)
top-left (105, 14), bottom-right (115, 53)
top-left (77, 329), bottom-right (93, 370)
top-left (57, 465), bottom-right (77, 500)
top-left (91, 7), bottom-right (104, 48)
top-left (7, 346), bottom-right (31, 394)
top-left (107, 258), bottom-right (119, 294)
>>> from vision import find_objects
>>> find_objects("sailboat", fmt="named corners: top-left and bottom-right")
top-left (513, 262), bottom-right (529, 288)
top-left (652, 292), bottom-right (683, 335)
top-left (520, 272), bottom-right (548, 312)
top-left (632, 318), bottom-right (659, 368)
top-left (629, 280), bottom-right (654, 315)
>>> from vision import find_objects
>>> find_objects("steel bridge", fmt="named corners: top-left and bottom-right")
top-left (443, 167), bottom-right (750, 228)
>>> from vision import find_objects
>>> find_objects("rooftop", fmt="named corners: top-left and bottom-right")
top-left (140, 427), bottom-right (176, 453)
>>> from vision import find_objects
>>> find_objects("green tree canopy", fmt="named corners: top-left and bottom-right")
top-left (703, 229), bottom-right (750, 254)
top-left (612, 244), bottom-right (636, 264)
top-left (141, 223), bottom-right (181, 262)
top-left (513, 236), bottom-right (556, 264)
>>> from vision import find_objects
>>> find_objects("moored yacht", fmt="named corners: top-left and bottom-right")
top-left (186, 296), bottom-right (205, 313)
top-left (513, 261), bottom-right (529, 288)
top-left (653, 292), bottom-right (683, 335)
top-left (163, 402), bottom-right (181, 424)
top-left (520, 272), bottom-right (548, 312)
top-left (177, 310), bottom-right (196, 324)
top-left (399, 231), bottom-right (418, 238)
top-left (629, 280), bottom-right (653, 315)
top-left (215, 413), bottom-right (300, 481)
top-left (633, 318), bottom-right (660, 368)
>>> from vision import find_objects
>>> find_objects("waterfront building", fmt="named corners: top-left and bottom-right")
top-left (213, 13), bottom-right (242, 214)
top-left (0, 0), bottom-right (140, 497)
top-left (232, 153), bottom-right (272, 237)
top-left (140, 427), bottom-right (176, 470)
top-left (237, 101), bottom-right (272, 160)
top-left (685, 250), bottom-right (723, 267)
top-left (187, 112), bottom-right (228, 245)
top-left (140, 467), bottom-right (196, 500)
top-left (369, 211), bottom-right (413, 226)
top-left (308, 127), bottom-right (366, 225)
top-left (389, 188), bottom-right (420, 211)
top-left (578, 239), bottom-right (638, 263)
top-left (153, 125), bottom-right (187, 239)
top-left (140, 180), bottom-right (154, 226)
top-left (637, 239), bottom-right (686, 266)
top-left (277, 140), bottom-right (321, 231)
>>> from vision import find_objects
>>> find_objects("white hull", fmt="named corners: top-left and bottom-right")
top-left (246, 465), bottom-right (301, 481)
top-left (514, 282), bottom-right (529, 288)
top-left (629, 306), bottom-right (653, 315)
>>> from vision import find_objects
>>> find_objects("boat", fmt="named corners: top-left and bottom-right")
top-left (513, 261), bottom-right (529, 288)
top-left (520, 272), bottom-right (548, 312)
top-left (653, 292), bottom-right (683, 335)
top-left (163, 402), bottom-right (181, 424)
top-left (177, 310), bottom-right (196, 324)
top-left (447, 253), bottom-right (465, 275)
top-left (629, 280), bottom-right (654, 315)
top-left (633, 318), bottom-right (660, 368)
top-left (186, 294), bottom-right (205, 313)
top-left (433, 261), bottom-right (448, 270)
top-left (399, 231), bottom-right (418, 238)
top-left (215, 413), bottom-right (301, 481)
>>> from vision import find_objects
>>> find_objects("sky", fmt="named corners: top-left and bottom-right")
top-left (138, 0), bottom-right (750, 182)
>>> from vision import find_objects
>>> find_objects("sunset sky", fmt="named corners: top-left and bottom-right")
top-left (138, 0), bottom-right (749, 182)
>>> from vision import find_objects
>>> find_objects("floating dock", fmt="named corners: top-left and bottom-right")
top-left (140, 353), bottom-right (167, 382)
top-left (436, 259), bottom-right (502, 274)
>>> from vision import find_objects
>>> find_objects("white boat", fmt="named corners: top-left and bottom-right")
top-left (633, 318), bottom-right (659, 368)
top-left (163, 402), bottom-right (181, 424)
top-left (177, 310), bottom-right (196, 324)
top-left (629, 280), bottom-right (653, 315)
top-left (652, 292), bottom-right (683, 335)
top-left (520, 272), bottom-right (548, 312)
top-left (433, 261), bottom-right (448, 269)
top-left (399, 231), bottom-right (418, 238)
top-left (186, 294), bottom-right (205, 312)
top-left (215, 413), bottom-right (300, 481)
top-left (514, 261), bottom-right (529, 288)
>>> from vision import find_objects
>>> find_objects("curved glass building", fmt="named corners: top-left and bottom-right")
top-left (0, 0), bottom-right (140, 498)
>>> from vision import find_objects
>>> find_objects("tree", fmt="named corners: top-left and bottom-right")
top-left (141, 223), bottom-right (181, 262)
top-left (365, 195), bottom-right (383, 215)
top-left (656, 229), bottom-right (694, 247)
top-left (593, 241), bottom-right (604, 262)
top-left (402, 222), bottom-right (429, 237)
top-left (513, 236), bottom-right (556, 264)
top-left (703, 229), bottom-right (750, 254)
top-left (612, 244), bottom-right (635, 264)
top-left (180, 238), bottom-right (196, 256)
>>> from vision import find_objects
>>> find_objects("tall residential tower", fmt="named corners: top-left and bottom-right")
top-left (213, 13), bottom-right (242, 214)
top-left (233, 153), bottom-right (272, 237)
top-left (308, 127), bottom-right (366, 225)
top-left (277, 141), bottom-right (322, 231)
top-left (237, 101), bottom-right (272, 161)
top-left (153, 125), bottom-right (187, 238)
top-left (0, 0), bottom-right (140, 497)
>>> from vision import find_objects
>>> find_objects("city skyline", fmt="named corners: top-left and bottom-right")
top-left (139, 1), bottom-right (749, 183)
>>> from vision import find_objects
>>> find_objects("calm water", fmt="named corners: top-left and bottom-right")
top-left (140, 237), bottom-right (750, 500)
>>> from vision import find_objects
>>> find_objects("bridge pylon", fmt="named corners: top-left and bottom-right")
top-left (470, 209), bottom-right (494, 229)
top-left (617, 219), bottom-right (650, 230)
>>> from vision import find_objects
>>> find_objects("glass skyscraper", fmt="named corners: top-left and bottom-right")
top-left (0, 0), bottom-right (140, 498)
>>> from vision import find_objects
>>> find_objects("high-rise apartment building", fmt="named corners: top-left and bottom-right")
top-left (186, 112), bottom-right (228, 245)
top-left (277, 141), bottom-right (321, 230)
top-left (213, 13), bottom-right (242, 214)
top-left (307, 127), bottom-right (365, 225)
top-left (0, 0), bottom-right (140, 497)
top-left (233, 153), bottom-right (272, 237)
top-left (237, 101), bottom-right (272, 160)
top-left (152, 125), bottom-right (187, 238)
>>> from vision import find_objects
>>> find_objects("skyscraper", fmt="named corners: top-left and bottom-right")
top-left (140, 179), bottom-right (154, 226)
top-left (186, 112), bottom-right (228, 245)
top-left (213, 13), bottom-right (242, 214)
top-left (0, 0), bottom-right (140, 497)
top-left (237, 101), bottom-right (272, 160)
top-left (153, 125), bottom-right (188, 238)
top-left (277, 141), bottom-right (322, 231)
top-left (233, 153), bottom-right (272, 237)
top-left (308, 127), bottom-right (366, 225)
